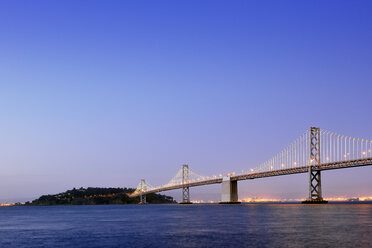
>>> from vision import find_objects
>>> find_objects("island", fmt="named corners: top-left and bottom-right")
top-left (24, 187), bottom-right (176, 205)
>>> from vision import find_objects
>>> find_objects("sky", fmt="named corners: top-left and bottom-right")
top-left (0, 0), bottom-right (371, 202)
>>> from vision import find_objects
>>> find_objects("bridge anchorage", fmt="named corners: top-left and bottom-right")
top-left (129, 127), bottom-right (372, 204)
top-left (219, 176), bottom-right (239, 204)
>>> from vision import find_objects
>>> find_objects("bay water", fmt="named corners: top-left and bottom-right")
top-left (0, 204), bottom-right (371, 247)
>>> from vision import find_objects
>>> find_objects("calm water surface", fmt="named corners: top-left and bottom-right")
top-left (0, 204), bottom-right (371, 247)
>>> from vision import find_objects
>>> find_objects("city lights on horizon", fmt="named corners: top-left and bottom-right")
top-left (186, 196), bottom-right (372, 204)
top-left (1, 196), bottom-right (371, 206)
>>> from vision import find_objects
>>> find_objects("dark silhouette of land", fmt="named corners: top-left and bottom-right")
top-left (24, 187), bottom-right (176, 205)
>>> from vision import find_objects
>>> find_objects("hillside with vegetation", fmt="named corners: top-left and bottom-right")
top-left (24, 187), bottom-right (176, 205)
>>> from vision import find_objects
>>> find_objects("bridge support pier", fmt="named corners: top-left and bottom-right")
top-left (180, 186), bottom-right (191, 204)
top-left (302, 127), bottom-right (328, 204)
top-left (140, 193), bottom-right (146, 204)
top-left (219, 176), bottom-right (240, 204)
top-left (139, 179), bottom-right (147, 204)
top-left (180, 164), bottom-right (192, 204)
top-left (302, 169), bottom-right (327, 204)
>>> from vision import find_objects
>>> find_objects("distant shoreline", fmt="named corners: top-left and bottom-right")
top-left (2, 201), bottom-right (372, 207)
top-left (5, 187), bottom-right (176, 206)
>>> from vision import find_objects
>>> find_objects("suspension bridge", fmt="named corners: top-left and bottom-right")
top-left (129, 127), bottom-right (372, 204)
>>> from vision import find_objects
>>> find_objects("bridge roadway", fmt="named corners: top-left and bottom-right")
top-left (130, 157), bottom-right (372, 197)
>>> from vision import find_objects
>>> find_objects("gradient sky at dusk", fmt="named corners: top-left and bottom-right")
top-left (0, 1), bottom-right (371, 202)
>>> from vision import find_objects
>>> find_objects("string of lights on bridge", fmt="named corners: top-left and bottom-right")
top-left (132, 129), bottom-right (372, 196)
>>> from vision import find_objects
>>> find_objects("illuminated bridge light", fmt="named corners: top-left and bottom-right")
top-left (129, 128), bottom-right (372, 204)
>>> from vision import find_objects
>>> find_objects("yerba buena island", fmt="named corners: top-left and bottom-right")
top-left (22, 187), bottom-right (176, 206)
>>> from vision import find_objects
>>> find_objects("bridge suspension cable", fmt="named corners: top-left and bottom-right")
top-left (132, 180), bottom-right (155, 196)
top-left (243, 130), bottom-right (311, 175)
top-left (130, 127), bottom-right (372, 199)
top-left (240, 129), bottom-right (372, 175)
top-left (131, 166), bottom-right (210, 195)
top-left (320, 130), bottom-right (372, 164)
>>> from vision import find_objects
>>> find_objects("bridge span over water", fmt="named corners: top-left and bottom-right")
top-left (130, 127), bottom-right (372, 204)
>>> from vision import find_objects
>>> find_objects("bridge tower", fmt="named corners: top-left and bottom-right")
top-left (302, 127), bottom-right (328, 204)
top-left (139, 179), bottom-right (147, 204)
top-left (180, 164), bottom-right (191, 204)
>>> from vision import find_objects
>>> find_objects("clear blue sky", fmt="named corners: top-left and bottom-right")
top-left (0, 0), bottom-right (371, 202)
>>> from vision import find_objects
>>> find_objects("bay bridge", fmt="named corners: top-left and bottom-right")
top-left (129, 127), bottom-right (372, 204)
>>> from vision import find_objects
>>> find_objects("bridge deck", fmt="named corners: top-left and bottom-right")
top-left (130, 157), bottom-right (372, 197)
